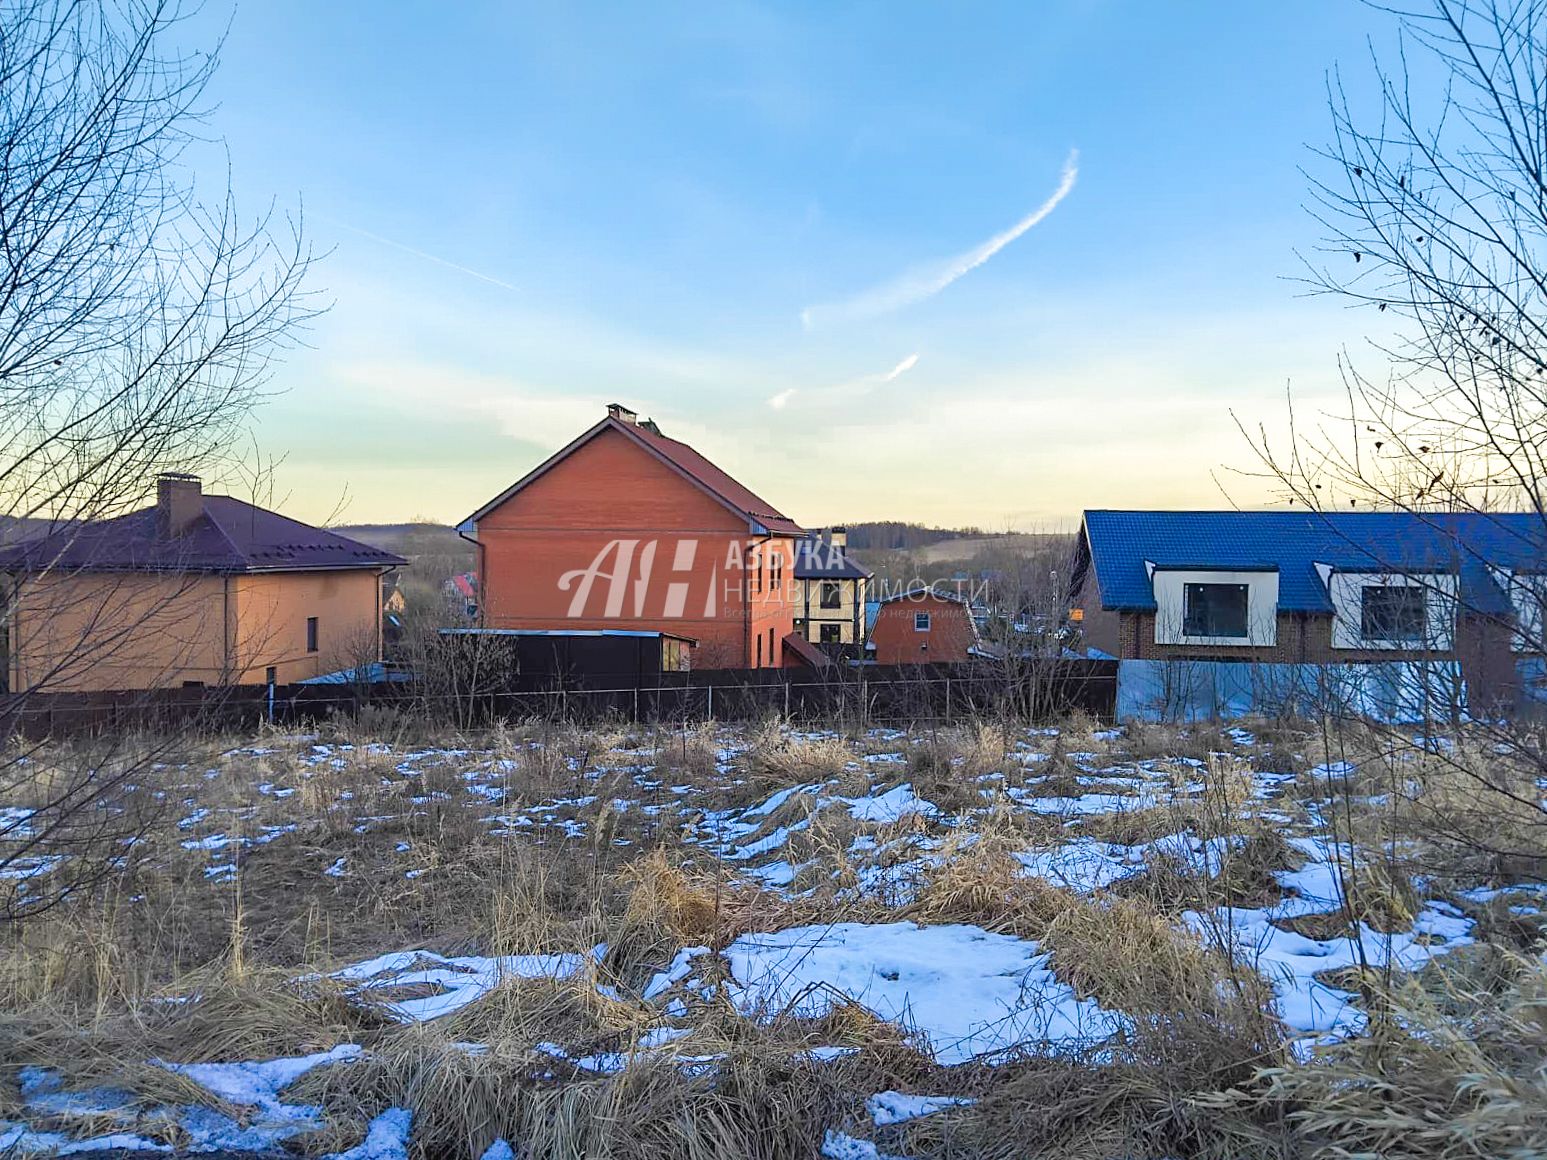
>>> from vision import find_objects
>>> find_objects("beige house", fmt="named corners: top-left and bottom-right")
top-left (792, 527), bottom-right (872, 649)
top-left (0, 475), bottom-right (405, 693)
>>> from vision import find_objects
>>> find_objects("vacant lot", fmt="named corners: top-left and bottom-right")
top-left (2, 714), bottom-right (1545, 1159)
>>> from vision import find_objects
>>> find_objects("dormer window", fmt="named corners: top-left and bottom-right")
top-left (1328, 572), bottom-right (1455, 650)
top-left (1182, 583), bottom-right (1249, 638)
top-left (1360, 585), bottom-right (1427, 642)
top-left (1151, 568), bottom-right (1278, 647)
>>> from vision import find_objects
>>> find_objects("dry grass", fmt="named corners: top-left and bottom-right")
top-left (3, 714), bottom-right (1545, 1158)
top-left (1218, 951), bottom-right (1547, 1160)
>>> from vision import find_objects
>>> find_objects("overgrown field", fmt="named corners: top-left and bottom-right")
top-left (3, 713), bottom-right (1546, 1159)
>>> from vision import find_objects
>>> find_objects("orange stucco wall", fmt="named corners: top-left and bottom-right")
top-left (870, 594), bottom-right (976, 664)
top-left (231, 570), bottom-right (384, 684)
top-left (5, 568), bottom-right (383, 692)
top-left (476, 427), bottom-right (796, 668)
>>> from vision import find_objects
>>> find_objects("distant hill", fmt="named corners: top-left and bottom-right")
top-left (334, 522), bottom-right (465, 551)
top-left (333, 522), bottom-right (474, 584)
top-left (838, 522), bottom-right (1005, 552)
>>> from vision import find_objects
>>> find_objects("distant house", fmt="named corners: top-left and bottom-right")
top-left (0, 474), bottom-right (405, 693)
top-left (382, 575), bottom-right (407, 644)
top-left (1071, 509), bottom-right (1547, 716)
top-left (869, 586), bottom-right (981, 664)
top-left (462, 404), bottom-right (804, 669)
top-left (793, 527), bottom-right (871, 649)
top-left (444, 571), bottom-right (478, 620)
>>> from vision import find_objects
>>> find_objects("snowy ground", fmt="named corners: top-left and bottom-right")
top-left (2, 717), bottom-right (1540, 1157)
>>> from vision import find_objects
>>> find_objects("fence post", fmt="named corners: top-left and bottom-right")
top-left (706, 683), bottom-right (713, 722)
top-left (784, 680), bottom-right (791, 719)
top-left (945, 676), bottom-right (952, 723)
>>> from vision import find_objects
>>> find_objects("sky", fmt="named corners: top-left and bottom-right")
top-left (188, 1), bottom-right (1409, 529)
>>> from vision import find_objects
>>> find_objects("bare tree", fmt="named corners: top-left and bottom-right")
top-left (1243, 0), bottom-right (1547, 874)
top-left (0, 0), bottom-right (317, 916)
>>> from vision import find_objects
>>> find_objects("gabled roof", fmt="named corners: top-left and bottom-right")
top-left (792, 535), bottom-right (872, 580)
top-left (0, 496), bottom-right (406, 574)
top-left (781, 631), bottom-right (835, 668)
top-left (1078, 509), bottom-right (1547, 615)
top-left (465, 415), bottom-right (804, 536)
top-left (874, 585), bottom-right (983, 644)
top-left (877, 584), bottom-right (973, 606)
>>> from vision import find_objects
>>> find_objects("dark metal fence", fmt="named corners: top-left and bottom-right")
top-left (0, 660), bottom-right (1118, 738)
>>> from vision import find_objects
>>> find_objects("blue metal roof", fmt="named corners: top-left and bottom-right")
top-left (1080, 510), bottom-right (1547, 614)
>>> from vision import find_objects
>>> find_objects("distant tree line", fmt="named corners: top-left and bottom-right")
top-left (838, 522), bottom-right (1002, 552)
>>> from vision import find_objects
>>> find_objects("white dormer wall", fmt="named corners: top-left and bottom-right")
top-left (1151, 569), bottom-right (1280, 647)
top-left (1328, 571), bottom-right (1458, 650)
top-left (1499, 570), bottom-right (1547, 652)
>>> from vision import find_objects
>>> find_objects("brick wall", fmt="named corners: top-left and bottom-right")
top-left (1112, 608), bottom-right (1523, 706)
top-left (1119, 609), bottom-right (1462, 663)
top-left (475, 426), bottom-right (797, 668)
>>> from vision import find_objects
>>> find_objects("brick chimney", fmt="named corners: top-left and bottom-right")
top-left (156, 473), bottom-right (203, 538)
top-left (829, 526), bottom-right (847, 550)
top-left (606, 402), bottom-right (638, 424)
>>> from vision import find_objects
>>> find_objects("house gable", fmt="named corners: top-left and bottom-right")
top-left (475, 424), bottom-right (749, 535)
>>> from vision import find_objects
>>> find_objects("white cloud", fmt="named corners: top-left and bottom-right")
top-left (882, 352), bottom-right (919, 381)
top-left (767, 387), bottom-right (798, 410)
top-left (800, 150), bottom-right (1079, 329)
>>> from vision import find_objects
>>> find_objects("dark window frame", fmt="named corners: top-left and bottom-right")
top-left (819, 622), bottom-right (843, 644)
top-left (1360, 584), bottom-right (1427, 642)
top-left (305, 616), bottom-right (319, 653)
top-left (1181, 582), bottom-right (1250, 638)
top-left (820, 581), bottom-right (842, 609)
top-left (914, 611), bottom-right (932, 632)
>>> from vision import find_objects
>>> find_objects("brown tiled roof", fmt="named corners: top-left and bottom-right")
top-left (466, 415), bottom-right (804, 536)
top-left (0, 496), bottom-right (406, 574)
top-left (619, 420), bottom-right (803, 535)
top-left (781, 631), bottom-right (835, 668)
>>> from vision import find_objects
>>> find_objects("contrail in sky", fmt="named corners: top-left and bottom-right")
top-left (767, 352), bottom-right (919, 409)
top-left (329, 219), bottom-right (518, 291)
top-left (800, 149), bottom-right (1078, 329)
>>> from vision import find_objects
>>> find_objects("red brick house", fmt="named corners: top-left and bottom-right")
top-left (462, 405), bottom-right (804, 669)
top-left (870, 587), bottom-right (980, 665)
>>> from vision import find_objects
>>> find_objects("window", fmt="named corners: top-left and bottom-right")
top-left (820, 581), bottom-right (842, 609)
top-left (768, 627), bottom-right (775, 663)
top-left (819, 623), bottom-right (843, 644)
top-left (663, 639), bottom-right (691, 672)
top-left (1182, 583), bottom-right (1248, 638)
top-left (305, 616), bottom-right (319, 653)
top-left (751, 547), bottom-right (762, 594)
top-left (1361, 585), bottom-right (1427, 642)
top-left (771, 552), bottom-right (782, 593)
top-left (914, 611), bottom-right (932, 631)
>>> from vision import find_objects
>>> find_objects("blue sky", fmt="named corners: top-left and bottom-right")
top-left (195, 1), bottom-right (1402, 528)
